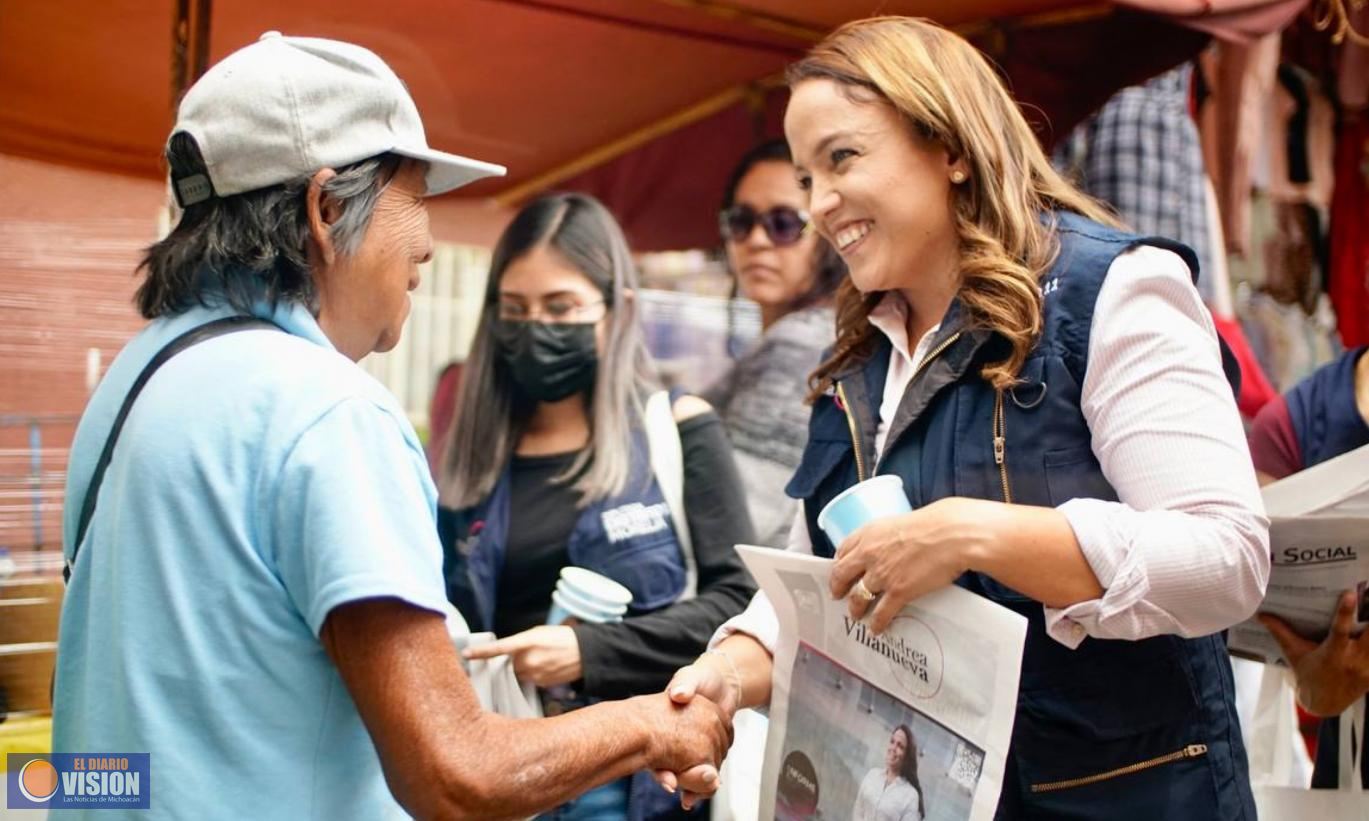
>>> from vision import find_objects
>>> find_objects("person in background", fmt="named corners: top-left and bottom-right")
top-left (703, 139), bottom-right (844, 546)
top-left (437, 192), bottom-right (756, 820)
top-left (53, 33), bottom-right (730, 821)
top-left (664, 16), bottom-right (1269, 819)
top-left (1251, 344), bottom-right (1369, 790)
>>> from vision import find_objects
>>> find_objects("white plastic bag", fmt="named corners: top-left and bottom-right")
top-left (1254, 699), bottom-right (1367, 819)
top-left (444, 605), bottom-right (542, 719)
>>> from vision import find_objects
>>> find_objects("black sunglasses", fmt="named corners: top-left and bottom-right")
top-left (719, 204), bottom-right (810, 247)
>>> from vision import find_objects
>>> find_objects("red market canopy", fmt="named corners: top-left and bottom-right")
top-left (0, 0), bottom-right (1307, 249)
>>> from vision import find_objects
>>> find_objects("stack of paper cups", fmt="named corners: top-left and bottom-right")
top-left (547, 566), bottom-right (633, 625)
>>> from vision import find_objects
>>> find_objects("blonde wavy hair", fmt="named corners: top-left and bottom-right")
top-left (792, 16), bottom-right (1120, 397)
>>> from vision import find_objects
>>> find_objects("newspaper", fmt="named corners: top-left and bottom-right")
top-left (736, 545), bottom-right (1027, 821)
top-left (1228, 444), bottom-right (1369, 664)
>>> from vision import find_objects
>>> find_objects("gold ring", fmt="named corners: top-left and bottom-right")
top-left (852, 578), bottom-right (878, 603)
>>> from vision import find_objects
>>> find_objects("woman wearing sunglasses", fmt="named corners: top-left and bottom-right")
top-left (703, 139), bottom-right (845, 546)
top-left (436, 193), bottom-right (757, 820)
top-left (663, 17), bottom-right (1268, 820)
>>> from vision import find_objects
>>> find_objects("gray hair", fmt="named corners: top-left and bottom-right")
top-left (439, 193), bottom-right (659, 510)
top-left (135, 131), bottom-right (404, 319)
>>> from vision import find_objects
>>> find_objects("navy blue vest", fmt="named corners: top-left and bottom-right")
top-left (438, 430), bottom-right (696, 821)
top-left (785, 214), bottom-right (1255, 819)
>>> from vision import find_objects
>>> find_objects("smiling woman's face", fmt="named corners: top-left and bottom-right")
top-left (785, 78), bottom-right (962, 296)
top-left (886, 726), bottom-right (909, 771)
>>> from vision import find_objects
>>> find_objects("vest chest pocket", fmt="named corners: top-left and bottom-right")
top-left (1043, 446), bottom-right (1117, 506)
top-left (786, 398), bottom-right (856, 502)
top-left (784, 440), bottom-right (852, 501)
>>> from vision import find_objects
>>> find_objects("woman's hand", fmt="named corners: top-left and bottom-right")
top-left (829, 497), bottom-right (984, 634)
top-left (1259, 590), bottom-right (1369, 717)
top-left (462, 625), bottom-right (582, 687)
top-left (666, 655), bottom-right (743, 719)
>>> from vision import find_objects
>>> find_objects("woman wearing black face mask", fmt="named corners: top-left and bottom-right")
top-left (435, 193), bottom-right (757, 821)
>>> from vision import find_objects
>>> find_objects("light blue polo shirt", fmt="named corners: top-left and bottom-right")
top-left (52, 300), bottom-right (450, 819)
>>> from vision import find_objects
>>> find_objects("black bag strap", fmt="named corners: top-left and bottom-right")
top-left (65, 316), bottom-right (282, 582)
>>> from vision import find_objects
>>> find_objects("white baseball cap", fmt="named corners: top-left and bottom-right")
top-left (169, 31), bottom-right (505, 206)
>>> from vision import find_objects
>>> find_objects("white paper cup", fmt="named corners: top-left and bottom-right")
top-left (816, 475), bottom-right (912, 548)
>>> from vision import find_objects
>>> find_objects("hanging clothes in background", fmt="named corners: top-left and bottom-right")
top-left (1240, 286), bottom-right (1341, 391)
top-left (1198, 40), bottom-right (1345, 393)
top-left (1056, 62), bottom-right (1280, 413)
top-left (1204, 169), bottom-right (1279, 415)
top-left (1267, 64), bottom-right (1337, 210)
top-left (1197, 33), bottom-right (1282, 256)
top-left (1233, 195), bottom-right (1341, 393)
top-left (1056, 63), bottom-right (1219, 303)
top-left (1328, 116), bottom-right (1369, 348)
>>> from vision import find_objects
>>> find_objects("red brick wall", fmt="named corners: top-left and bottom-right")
top-left (0, 153), bottom-right (509, 555)
top-left (0, 155), bottom-right (162, 553)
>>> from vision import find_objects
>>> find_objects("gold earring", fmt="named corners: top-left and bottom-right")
top-left (951, 170), bottom-right (967, 184)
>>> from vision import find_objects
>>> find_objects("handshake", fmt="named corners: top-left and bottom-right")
top-left (637, 653), bottom-right (747, 810)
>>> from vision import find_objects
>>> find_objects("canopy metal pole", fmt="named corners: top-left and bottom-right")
top-left (171, 0), bottom-right (213, 114)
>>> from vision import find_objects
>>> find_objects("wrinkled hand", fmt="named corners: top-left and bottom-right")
top-left (829, 497), bottom-right (978, 634)
top-left (1259, 590), bottom-right (1369, 717)
top-left (653, 660), bottom-right (743, 808)
top-left (462, 625), bottom-right (582, 687)
top-left (636, 692), bottom-right (732, 810)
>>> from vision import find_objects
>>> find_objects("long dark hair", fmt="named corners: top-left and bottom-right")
top-left (894, 724), bottom-right (927, 818)
top-left (720, 139), bottom-right (844, 352)
top-left (439, 193), bottom-right (658, 509)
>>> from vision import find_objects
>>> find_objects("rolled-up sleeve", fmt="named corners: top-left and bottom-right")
top-left (1045, 244), bottom-right (1270, 647)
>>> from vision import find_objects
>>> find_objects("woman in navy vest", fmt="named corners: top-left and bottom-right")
top-left (663, 17), bottom-right (1269, 819)
top-left (436, 193), bottom-right (757, 820)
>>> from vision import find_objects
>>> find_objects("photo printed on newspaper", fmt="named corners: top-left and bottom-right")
top-left (737, 545), bottom-right (1027, 821)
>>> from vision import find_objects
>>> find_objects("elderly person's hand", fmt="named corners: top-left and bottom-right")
top-left (462, 625), bottom-right (581, 687)
top-left (829, 497), bottom-right (982, 634)
top-left (1259, 589), bottom-right (1369, 717)
top-left (634, 691), bottom-right (732, 808)
top-left (653, 648), bottom-right (753, 808)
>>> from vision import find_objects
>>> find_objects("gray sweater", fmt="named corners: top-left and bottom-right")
top-left (702, 304), bottom-right (835, 546)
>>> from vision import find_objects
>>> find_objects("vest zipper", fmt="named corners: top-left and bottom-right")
top-left (1028, 743), bottom-right (1209, 793)
top-left (836, 381), bottom-right (867, 483)
top-left (993, 388), bottom-right (1012, 504)
top-left (913, 332), bottom-right (962, 385)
